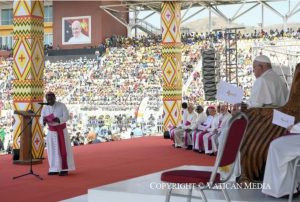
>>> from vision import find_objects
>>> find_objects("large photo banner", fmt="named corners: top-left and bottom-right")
top-left (62, 16), bottom-right (91, 45)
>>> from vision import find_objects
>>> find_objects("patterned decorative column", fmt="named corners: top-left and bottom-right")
top-left (12, 0), bottom-right (44, 159)
top-left (161, 2), bottom-right (182, 132)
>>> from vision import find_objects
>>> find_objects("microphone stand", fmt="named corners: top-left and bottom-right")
top-left (13, 104), bottom-right (44, 180)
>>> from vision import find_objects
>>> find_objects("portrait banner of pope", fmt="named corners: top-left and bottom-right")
top-left (62, 16), bottom-right (91, 45)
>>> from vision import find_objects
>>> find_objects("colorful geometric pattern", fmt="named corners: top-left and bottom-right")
top-left (161, 2), bottom-right (181, 43)
top-left (161, 2), bottom-right (182, 131)
top-left (12, 0), bottom-right (44, 159)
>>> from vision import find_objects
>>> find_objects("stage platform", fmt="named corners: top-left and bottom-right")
top-left (62, 165), bottom-right (291, 202)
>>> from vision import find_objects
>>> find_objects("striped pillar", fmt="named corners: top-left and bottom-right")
top-left (161, 2), bottom-right (182, 132)
top-left (12, 0), bottom-right (45, 159)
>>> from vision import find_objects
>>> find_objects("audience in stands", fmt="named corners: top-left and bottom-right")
top-left (1, 29), bottom-right (300, 153)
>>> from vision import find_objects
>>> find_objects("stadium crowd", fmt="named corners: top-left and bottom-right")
top-left (1, 27), bottom-right (300, 153)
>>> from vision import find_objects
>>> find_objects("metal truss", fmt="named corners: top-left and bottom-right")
top-left (99, 0), bottom-right (300, 36)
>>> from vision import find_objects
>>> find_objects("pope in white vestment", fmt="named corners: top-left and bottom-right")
top-left (68, 33), bottom-right (90, 44)
top-left (41, 92), bottom-right (75, 175)
top-left (67, 20), bottom-right (90, 44)
top-left (248, 55), bottom-right (288, 108)
top-left (235, 55), bottom-right (289, 180)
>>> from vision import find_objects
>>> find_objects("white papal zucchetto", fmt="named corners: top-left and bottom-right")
top-left (254, 55), bottom-right (271, 64)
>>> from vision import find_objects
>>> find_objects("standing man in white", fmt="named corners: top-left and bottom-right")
top-left (41, 92), bottom-right (75, 176)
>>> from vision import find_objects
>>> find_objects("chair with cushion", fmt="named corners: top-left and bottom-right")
top-left (161, 112), bottom-right (249, 202)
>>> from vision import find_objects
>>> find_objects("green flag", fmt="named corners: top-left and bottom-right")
top-left (0, 128), bottom-right (5, 142)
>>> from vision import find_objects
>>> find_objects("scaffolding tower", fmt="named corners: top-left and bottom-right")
top-left (223, 27), bottom-right (245, 85)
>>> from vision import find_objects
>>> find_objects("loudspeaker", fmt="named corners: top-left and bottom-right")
top-left (202, 49), bottom-right (217, 101)
top-left (13, 149), bottom-right (20, 161)
top-left (163, 131), bottom-right (170, 139)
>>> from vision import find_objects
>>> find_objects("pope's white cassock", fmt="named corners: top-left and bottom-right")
top-left (248, 69), bottom-right (288, 108)
top-left (41, 102), bottom-right (75, 173)
top-left (262, 123), bottom-right (300, 198)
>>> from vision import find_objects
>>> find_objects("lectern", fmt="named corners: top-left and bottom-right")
top-left (13, 110), bottom-right (42, 164)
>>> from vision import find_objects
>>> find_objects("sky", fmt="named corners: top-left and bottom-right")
top-left (136, 0), bottom-right (300, 29)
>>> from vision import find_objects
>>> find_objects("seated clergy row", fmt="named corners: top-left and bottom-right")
top-left (170, 103), bottom-right (235, 155)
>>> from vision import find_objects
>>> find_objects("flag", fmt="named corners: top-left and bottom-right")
top-left (0, 128), bottom-right (5, 142)
top-left (81, 18), bottom-right (89, 34)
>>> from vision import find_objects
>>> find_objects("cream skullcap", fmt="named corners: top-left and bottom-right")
top-left (254, 55), bottom-right (271, 64)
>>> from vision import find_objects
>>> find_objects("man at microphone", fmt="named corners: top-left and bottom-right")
top-left (40, 92), bottom-right (75, 176)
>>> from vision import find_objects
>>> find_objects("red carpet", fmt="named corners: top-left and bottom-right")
top-left (0, 136), bottom-right (215, 202)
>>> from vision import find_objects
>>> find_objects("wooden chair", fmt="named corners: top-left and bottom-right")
top-left (240, 63), bottom-right (300, 183)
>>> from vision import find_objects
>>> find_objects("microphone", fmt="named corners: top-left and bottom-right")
top-left (38, 102), bottom-right (49, 105)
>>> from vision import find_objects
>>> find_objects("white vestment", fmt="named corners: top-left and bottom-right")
top-left (174, 111), bottom-right (197, 148)
top-left (179, 109), bottom-right (188, 128)
top-left (68, 33), bottom-right (90, 44)
top-left (248, 69), bottom-right (288, 108)
top-left (262, 134), bottom-right (300, 198)
top-left (41, 102), bottom-right (75, 172)
top-left (192, 112), bottom-right (207, 130)
top-left (203, 114), bottom-right (220, 154)
top-left (187, 112), bottom-right (207, 146)
top-left (215, 112), bottom-right (233, 151)
top-left (193, 115), bottom-right (213, 150)
top-left (169, 109), bottom-right (187, 140)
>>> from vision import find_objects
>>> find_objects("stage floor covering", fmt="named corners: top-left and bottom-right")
top-left (63, 165), bottom-right (295, 202)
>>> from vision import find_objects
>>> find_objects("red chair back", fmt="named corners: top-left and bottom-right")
top-left (219, 113), bottom-right (248, 167)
